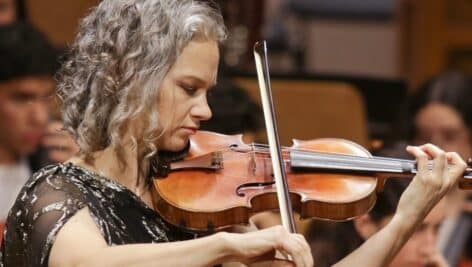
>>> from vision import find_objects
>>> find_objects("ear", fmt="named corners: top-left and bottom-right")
top-left (353, 214), bottom-right (381, 239)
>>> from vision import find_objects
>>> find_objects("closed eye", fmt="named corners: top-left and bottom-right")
top-left (179, 83), bottom-right (197, 96)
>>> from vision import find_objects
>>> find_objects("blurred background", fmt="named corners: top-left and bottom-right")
top-left (1, 0), bottom-right (472, 266)
top-left (5, 0), bottom-right (469, 149)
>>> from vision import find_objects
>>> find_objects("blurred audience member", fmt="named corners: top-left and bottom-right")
top-left (373, 71), bottom-right (472, 266)
top-left (305, 72), bottom-right (472, 267)
top-left (405, 72), bottom-right (472, 266)
top-left (406, 72), bottom-right (472, 158)
top-left (306, 179), bottom-right (449, 267)
top-left (0, 22), bottom-right (78, 243)
top-left (0, 0), bottom-right (26, 25)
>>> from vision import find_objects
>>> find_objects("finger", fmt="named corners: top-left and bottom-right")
top-left (446, 152), bottom-right (467, 185)
top-left (46, 121), bottom-right (65, 133)
top-left (292, 234), bottom-right (313, 267)
top-left (290, 234), bottom-right (312, 267)
top-left (279, 235), bottom-right (307, 267)
top-left (43, 126), bottom-right (69, 138)
top-left (247, 249), bottom-right (277, 263)
top-left (48, 149), bottom-right (75, 162)
top-left (42, 135), bottom-right (73, 149)
top-left (406, 146), bottom-right (429, 175)
top-left (446, 152), bottom-right (467, 170)
top-left (249, 260), bottom-right (295, 267)
top-left (267, 226), bottom-right (312, 267)
top-left (42, 134), bottom-right (79, 157)
top-left (420, 144), bottom-right (447, 183)
top-left (418, 143), bottom-right (443, 159)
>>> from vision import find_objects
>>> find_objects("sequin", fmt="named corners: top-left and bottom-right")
top-left (0, 163), bottom-right (193, 267)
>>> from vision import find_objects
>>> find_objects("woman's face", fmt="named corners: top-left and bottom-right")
top-left (414, 103), bottom-right (471, 158)
top-left (156, 39), bottom-right (219, 151)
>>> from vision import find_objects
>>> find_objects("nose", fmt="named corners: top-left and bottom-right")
top-left (29, 100), bottom-right (49, 127)
top-left (191, 94), bottom-right (212, 121)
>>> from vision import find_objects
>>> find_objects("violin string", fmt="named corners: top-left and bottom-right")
top-left (216, 148), bottom-right (472, 180)
top-left (249, 143), bottom-right (404, 170)
top-left (246, 143), bottom-right (472, 173)
top-left (233, 148), bottom-right (402, 174)
top-left (249, 142), bottom-right (439, 164)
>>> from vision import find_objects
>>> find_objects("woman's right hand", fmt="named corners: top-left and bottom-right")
top-left (222, 225), bottom-right (313, 267)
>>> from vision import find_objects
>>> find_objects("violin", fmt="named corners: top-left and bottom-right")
top-left (152, 41), bottom-right (472, 235)
top-left (151, 130), bottom-right (472, 232)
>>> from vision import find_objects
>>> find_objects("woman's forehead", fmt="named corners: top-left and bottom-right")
top-left (168, 40), bottom-right (219, 82)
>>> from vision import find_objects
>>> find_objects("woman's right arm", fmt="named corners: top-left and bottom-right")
top-left (49, 208), bottom-right (313, 267)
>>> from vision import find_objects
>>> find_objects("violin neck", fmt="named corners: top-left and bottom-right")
top-left (290, 150), bottom-right (472, 180)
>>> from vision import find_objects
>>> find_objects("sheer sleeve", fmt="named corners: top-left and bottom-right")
top-left (1, 165), bottom-right (87, 267)
top-left (1, 163), bottom-right (194, 267)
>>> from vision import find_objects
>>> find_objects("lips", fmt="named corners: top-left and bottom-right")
top-left (181, 127), bottom-right (198, 134)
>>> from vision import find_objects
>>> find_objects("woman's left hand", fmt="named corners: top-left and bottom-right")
top-left (398, 144), bottom-right (467, 220)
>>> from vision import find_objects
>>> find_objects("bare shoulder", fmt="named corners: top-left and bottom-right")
top-left (48, 207), bottom-right (107, 267)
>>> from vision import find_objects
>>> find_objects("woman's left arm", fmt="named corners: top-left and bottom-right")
top-left (333, 144), bottom-right (466, 267)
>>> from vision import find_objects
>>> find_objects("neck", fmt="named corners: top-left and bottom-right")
top-left (69, 141), bottom-right (147, 195)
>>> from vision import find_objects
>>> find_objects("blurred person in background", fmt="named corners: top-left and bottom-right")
top-left (1, 1), bottom-right (467, 266)
top-left (0, 0), bottom-right (26, 25)
top-left (0, 22), bottom-right (78, 243)
top-left (404, 72), bottom-right (472, 266)
top-left (406, 72), bottom-right (472, 164)
top-left (305, 72), bottom-right (472, 267)
top-left (374, 71), bottom-right (472, 266)
top-left (306, 179), bottom-right (450, 267)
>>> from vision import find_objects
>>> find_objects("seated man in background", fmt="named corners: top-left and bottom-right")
top-left (0, 22), bottom-right (78, 242)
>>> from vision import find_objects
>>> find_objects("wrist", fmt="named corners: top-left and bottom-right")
top-left (214, 231), bottom-right (240, 263)
top-left (388, 212), bottom-right (419, 238)
top-left (395, 181), bottom-right (436, 222)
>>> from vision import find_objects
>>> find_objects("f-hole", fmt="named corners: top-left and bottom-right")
top-left (236, 181), bottom-right (275, 196)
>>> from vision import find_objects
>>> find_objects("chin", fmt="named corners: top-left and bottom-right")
top-left (165, 139), bottom-right (189, 152)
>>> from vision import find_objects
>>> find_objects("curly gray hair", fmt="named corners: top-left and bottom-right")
top-left (57, 0), bottom-right (226, 175)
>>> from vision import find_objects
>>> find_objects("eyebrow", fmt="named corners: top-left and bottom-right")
top-left (11, 86), bottom-right (55, 98)
top-left (179, 75), bottom-right (217, 88)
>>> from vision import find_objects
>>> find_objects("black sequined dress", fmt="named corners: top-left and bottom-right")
top-left (0, 162), bottom-right (194, 267)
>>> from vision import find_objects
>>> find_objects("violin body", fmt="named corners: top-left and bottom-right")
top-left (152, 131), bottom-right (378, 232)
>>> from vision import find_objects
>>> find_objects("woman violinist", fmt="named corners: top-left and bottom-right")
top-left (0, 1), bottom-right (467, 266)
